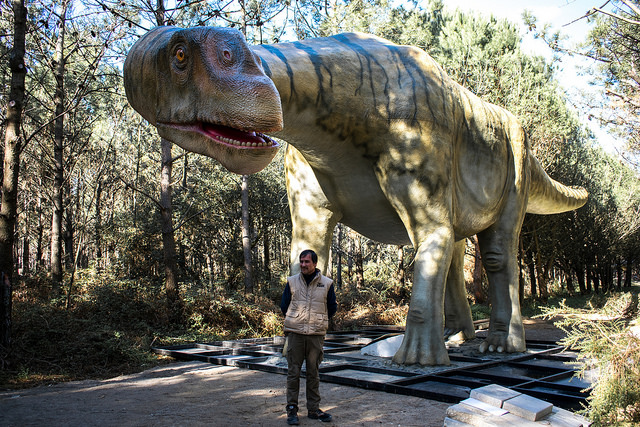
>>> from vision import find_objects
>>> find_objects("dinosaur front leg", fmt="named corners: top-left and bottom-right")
top-left (444, 240), bottom-right (476, 340)
top-left (392, 225), bottom-right (454, 366)
top-left (285, 145), bottom-right (341, 274)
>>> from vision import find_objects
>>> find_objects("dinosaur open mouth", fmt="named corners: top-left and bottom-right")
top-left (201, 123), bottom-right (278, 148)
top-left (156, 121), bottom-right (280, 175)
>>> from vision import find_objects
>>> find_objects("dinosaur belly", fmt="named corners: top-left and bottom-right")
top-left (314, 161), bottom-right (411, 245)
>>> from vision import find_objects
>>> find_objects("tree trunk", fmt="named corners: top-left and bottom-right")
top-left (21, 236), bottom-right (29, 275)
top-left (534, 234), bottom-right (548, 301)
top-left (63, 184), bottom-right (74, 270)
top-left (241, 174), bottom-right (254, 293)
top-left (206, 252), bottom-right (214, 291)
top-left (336, 224), bottom-right (342, 290)
top-left (565, 270), bottom-right (575, 295)
top-left (95, 179), bottom-right (103, 268)
top-left (36, 188), bottom-right (44, 271)
top-left (0, 0), bottom-right (27, 356)
top-left (526, 249), bottom-right (537, 298)
top-left (518, 239), bottom-right (525, 305)
top-left (153, 0), bottom-right (182, 323)
top-left (21, 196), bottom-right (29, 275)
top-left (133, 127), bottom-right (142, 226)
top-left (160, 138), bottom-right (182, 323)
top-left (354, 232), bottom-right (364, 289)
top-left (625, 257), bottom-right (632, 288)
top-left (592, 265), bottom-right (600, 293)
top-left (575, 264), bottom-right (586, 295)
top-left (263, 217), bottom-right (271, 281)
top-left (50, 0), bottom-right (69, 292)
top-left (472, 236), bottom-right (485, 303)
top-left (538, 257), bottom-right (552, 302)
top-left (396, 245), bottom-right (405, 288)
top-left (347, 231), bottom-right (353, 285)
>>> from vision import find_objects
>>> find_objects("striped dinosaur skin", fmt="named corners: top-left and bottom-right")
top-left (125, 27), bottom-right (588, 366)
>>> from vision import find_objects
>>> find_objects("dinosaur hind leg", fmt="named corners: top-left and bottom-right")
top-left (477, 223), bottom-right (526, 354)
top-left (444, 240), bottom-right (476, 341)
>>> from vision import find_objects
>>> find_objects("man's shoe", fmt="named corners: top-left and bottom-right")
top-left (308, 409), bottom-right (332, 422)
top-left (286, 404), bottom-right (299, 425)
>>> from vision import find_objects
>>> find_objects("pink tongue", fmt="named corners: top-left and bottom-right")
top-left (202, 123), bottom-right (267, 144)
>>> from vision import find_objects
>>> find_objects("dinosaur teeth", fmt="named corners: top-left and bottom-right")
top-left (199, 123), bottom-right (275, 148)
top-left (217, 136), bottom-right (264, 147)
top-left (215, 137), bottom-right (270, 148)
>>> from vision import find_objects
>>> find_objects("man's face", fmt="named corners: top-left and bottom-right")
top-left (300, 254), bottom-right (317, 275)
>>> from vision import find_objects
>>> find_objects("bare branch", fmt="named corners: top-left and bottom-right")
top-left (593, 6), bottom-right (640, 25)
top-left (119, 176), bottom-right (162, 210)
top-left (606, 89), bottom-right (640, 109)
top-left (620, 0), bottom-right (640, 17)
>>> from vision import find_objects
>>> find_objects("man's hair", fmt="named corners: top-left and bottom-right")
top-left (300, 249), bottom-right (318, 264)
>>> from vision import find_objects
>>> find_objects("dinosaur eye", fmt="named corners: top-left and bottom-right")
top-left (176, 48), bottom-right (185, 62)
top-left (221, 48), bottom-right (234, 65)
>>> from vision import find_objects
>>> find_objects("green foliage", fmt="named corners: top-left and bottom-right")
top-left (2, 271), bottom-right (167, 388)
top-left (0, 268), bottom-right (289, 388)
top-left (539, 291), bottom-right (640, 425)
top-left (525, 1), bottom-right (640, 156)
top-left (1, 267), bottom-right (418, 388)
top-left (333, 281), bottom-right (409, 330)
top-left (469, 303), bottom-right (491, 321)
top-left (179, 284), bottom-right (284, 340)
top-left (583, 2), bottom-right (640, 152)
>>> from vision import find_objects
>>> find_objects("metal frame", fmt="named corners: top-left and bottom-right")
top-left (152, 327), bottom-right (591, 410)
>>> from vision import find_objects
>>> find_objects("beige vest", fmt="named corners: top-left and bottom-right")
top-left (284, 272), bottom-right (333, 335)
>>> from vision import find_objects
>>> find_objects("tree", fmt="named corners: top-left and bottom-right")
top-left (50, 0), bottom-right (70, 292)
top-left (1, 0), bottom-right (27, 360)
top-left (241, 174), bottom-right (253, 292)
top-left (524, 1), bottom-right (640, 158)
top-left (584, 1), bottom-right (640, 154)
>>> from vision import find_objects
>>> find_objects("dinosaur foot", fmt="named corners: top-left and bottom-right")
top-left (443, 325), bottom-right (476, 341)
top-left (392, 327), bottom-right (450, 366)
top-left (478, 330), bottom-right (526, 354)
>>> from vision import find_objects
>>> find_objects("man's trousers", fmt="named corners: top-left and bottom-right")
top-left (285, 333), bottom-right (324, 412)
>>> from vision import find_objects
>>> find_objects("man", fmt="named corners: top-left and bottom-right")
top-left (281, 249), bottom-right (337, 425)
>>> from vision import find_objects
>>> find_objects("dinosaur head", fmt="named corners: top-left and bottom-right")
top-left (124, 26), bottom-right (283, 175)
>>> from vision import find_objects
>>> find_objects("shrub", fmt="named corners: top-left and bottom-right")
top-left (539, 291), bottom-right (640, 425)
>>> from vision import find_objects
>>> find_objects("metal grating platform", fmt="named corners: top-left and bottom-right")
top-left (152, 326), bottom-right (592, 411)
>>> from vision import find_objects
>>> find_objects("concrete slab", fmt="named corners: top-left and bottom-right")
top-left (503, 393), bottom-right (553, 421)
top-left (326, 368), bottom-right (406, 383)
top-left (446, 402), bottom-right (539, 427)
top-left (443, 416), bottom-right (473, 426)
top-left (544, 406), bottom-right (592, 427)
top-left (360, 334), bottom-right (404, 357)
top-left (174, 346), bottom-right (225, 354)
top-left (470, 384), bottom-right (521, 408)
top-left (460, 398), bottom-right (508, 416)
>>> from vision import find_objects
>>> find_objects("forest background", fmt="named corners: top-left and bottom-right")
top-left (1, 0), bottom-right (640, 423)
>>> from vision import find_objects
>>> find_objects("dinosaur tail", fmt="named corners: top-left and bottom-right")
top-left (527, 154), bottom-right (588, 215)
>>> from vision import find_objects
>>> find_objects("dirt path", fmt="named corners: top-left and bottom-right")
top-left (1, 361), bottom-right (450, 427)
top-left (0, 319), bottom-right (565, 427)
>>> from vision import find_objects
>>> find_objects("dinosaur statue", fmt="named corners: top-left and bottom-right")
top-left (124, 27), bottom-right (588, 366)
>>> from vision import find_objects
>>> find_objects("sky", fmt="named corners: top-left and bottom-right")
top-left (440, 0), bottom-right (620, 153)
